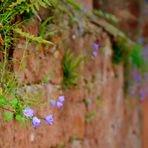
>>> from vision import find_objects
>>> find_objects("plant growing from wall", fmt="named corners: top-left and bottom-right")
top-left (62, 49), bottom-right (82, 88)
top-left (127, 40), bottom-right (147, 100)
top-left (112, 37), bottom-right (130, 65)
top-left (0, 0), bottom-right (59, 127)
top-left (111, 35), bottom-right (147, 99)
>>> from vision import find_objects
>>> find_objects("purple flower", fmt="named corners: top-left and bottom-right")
top-left (134, 73), bottom-right (141, 81)
top-left (44, 115), bottom-right (53, 125)
top-left (57, 101), bottom-right (63, 108)
top-left (22, 107), bottom-right (34, 118)
top-left (92, 50), bottom-right (97, 57)
top-left (58, 95), bottom-right (65, 102)
top-left (32, 116), bottom-right (41, 127)
top-left (92, 42), bottom-right (99, 49)
top-left (131, 68), bottom-right (141, 81)
top-left (50, 100), bottom-right (57, 107)
top-left (139, 89), bottom-right (145, 101)
top-left (137, 37), bottom-right (144, 43)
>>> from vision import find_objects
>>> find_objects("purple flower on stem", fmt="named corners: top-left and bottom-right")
top-left (92, 50), bottom-right (97, 57)
top-left (44, 115), bottom-right (53, 125)
top-left (92, 42), bottom-right (99, 49)
top-left (22, 107), bottom-right (34, 118)
top-left (50, 100), bottom-right (57, 107)
top-left (58, 95), bottom-right (65, 102)
top-left (57, 101), bottom-right (63, 108)
top-left (32, 116), bottom-right (41, 127)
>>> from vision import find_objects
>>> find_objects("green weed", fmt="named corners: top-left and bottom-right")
top-left (62, 49), bottom-right (82, 87)
top-left (85, 110), bottom-right (96, 122)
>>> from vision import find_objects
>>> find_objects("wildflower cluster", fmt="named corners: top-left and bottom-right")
top-left (50, 95), bottom-right (65, 108)
top-left (129, 68), bottom-right (146, 101)
top-left (92, 42), bottom-right (100, 57)
top-left (22, 95), bottom-right (65, 127)
top-left (128, 37), bottom-right (148, 101)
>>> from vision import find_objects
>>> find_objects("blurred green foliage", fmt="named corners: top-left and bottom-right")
top-left (62, 49), bottom-right (82, 87)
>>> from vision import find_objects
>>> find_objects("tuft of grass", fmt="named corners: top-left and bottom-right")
top-left (62, 49), bottom-right (82, 87)
top-left (38, 16), bottom-right (53, 37)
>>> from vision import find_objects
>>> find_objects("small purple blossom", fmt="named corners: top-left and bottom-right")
top-left (44, 115), bottom-right (53, 125)
top-left (139, 89), bottom-right (145, 101)
top-left (137, 37), bottom-right (144, 43)
top-left (92, 42), bottom-right (99, 49)
top-left (131, 68), bottom-right (141, 81)
top-left (22, 107), bottom-right (34, 118)
top-left (92, 50), bottom-right (97, 57)
top-left (134, 73), bottom-right (141, 81)
top-left (57, 101), bottom-right (63, 108)
top-left (50, 100), bottom-right (57, 107)
top-left (32, 116), bottom-right (41, 127)
top-left (58, 95), bottom-right (65, 102)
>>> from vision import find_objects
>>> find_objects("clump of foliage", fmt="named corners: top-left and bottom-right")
top-left (130, 42), bottom-right (145, 68)
top-left (0, 0), bottom-right (58, 126)
top-left (0, 0), bottom-right (86, 127)
top-left (112, 37), bottom-right (130, 64)
top-left (62, 49), bottom-right (82, 87)
top-left (112, 35), bottom-right (147, 100)
top-left (127, 39), bottom-right (147, 100)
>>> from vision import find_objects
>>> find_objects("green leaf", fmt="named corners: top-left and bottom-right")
top-left (130, 43), bottom-right (144, 67)
top-left (15, 114), bottom-right (25, 124)
top-left (0, 95), bottom-right (7, 105)
top-left (9, 98), bottom-right (18, 106)
top-left (38, 16), bottom-right (53, 36)
top-left (14, 28), bottom-right (54, 45)
top-left (67, 0), bottom-right (81, 10)
top-left (4, 111), bottom-right (13, 121)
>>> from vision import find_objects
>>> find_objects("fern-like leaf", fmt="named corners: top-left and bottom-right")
top-left (14, 28), bottom-right (54, 45)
